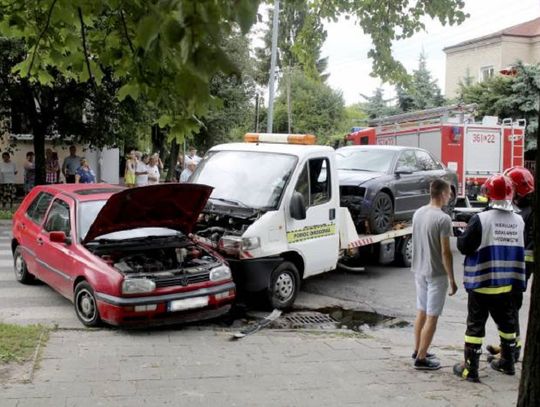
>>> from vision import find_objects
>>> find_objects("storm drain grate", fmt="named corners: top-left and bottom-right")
top-left (277, 312), bottom-right (338, 329)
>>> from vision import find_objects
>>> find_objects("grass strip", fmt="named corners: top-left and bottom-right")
top-left (0, 323), bottom-right (49, 364)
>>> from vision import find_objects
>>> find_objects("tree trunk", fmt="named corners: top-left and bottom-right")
top-left (32, 125), bottom-right (46, 185)
top-left (165, 138), bottom-right (179, 182)
top-left (517, 100), bottom-right (540, 406)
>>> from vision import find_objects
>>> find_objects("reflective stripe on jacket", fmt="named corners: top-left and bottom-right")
top-left (461, 210), bottom-right (526, 291)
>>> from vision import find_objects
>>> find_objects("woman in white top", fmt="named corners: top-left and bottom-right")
top-left (147, 155), bottom-right (160, 185)
top-left (0, 152), bottom-right (17, 210)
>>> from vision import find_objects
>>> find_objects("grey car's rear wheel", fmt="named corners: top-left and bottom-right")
top-left (13, 246), bottom-right (35, 284)
top-left (369, 192), bottom-right (394, 234)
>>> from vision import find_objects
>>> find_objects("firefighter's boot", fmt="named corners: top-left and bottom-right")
top-left (486, 344), bottom-right (500, 355)
top-left (453, 344), bottom-right (481, 383)
top-left (490, 342), bottom-right (515, 375)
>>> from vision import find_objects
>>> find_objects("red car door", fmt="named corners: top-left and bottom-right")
top-left (17, 191), bottom-right (55, 278)
top-left (35, 197), bottom-right (77, 298)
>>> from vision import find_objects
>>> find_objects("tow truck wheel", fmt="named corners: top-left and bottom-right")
top-left (395, 235), bottom-right (413, 268)
top-left (268, 262), bottom-right (300, 310)
top-left (368, 192), bottom-right (394, 234)
top-left (74, 281), bottom-right (102, 327)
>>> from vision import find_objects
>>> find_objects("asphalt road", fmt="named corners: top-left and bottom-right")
top-left (0, 222), bottom-right (531, 340)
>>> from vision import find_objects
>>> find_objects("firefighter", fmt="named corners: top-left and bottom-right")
top-left (453, 174), bottom-right (526, 382)
top-left (487, 166), bottom-right (535, 362)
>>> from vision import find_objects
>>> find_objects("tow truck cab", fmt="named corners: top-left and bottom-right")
top-left (190, 134), bottom-right (356, 309)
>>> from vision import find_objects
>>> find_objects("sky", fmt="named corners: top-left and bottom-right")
top-left (321, 0), bottom-right (540, 105)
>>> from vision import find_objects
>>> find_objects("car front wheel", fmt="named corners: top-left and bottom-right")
top-left (267, 262), bottom-right (300, 310)
top-left (74, 281), bottom-right (101, 327)
top-left (369, 192), bottom-right (394, 234)
top-left (13, 246), bottom-right (35, 284)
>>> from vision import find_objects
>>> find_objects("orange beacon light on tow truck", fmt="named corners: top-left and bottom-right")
top-left (244, 133), bottom-right (316, 145)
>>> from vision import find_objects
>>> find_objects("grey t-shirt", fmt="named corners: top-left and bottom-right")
top-left (411, 205), bottom-right (453, 277)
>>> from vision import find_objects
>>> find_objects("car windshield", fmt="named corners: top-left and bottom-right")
top-left (336, 149), bottom-right (396, 173)
top-left (78, 201), bottom-right (178, 241)
top-left (190, 151), bottom-right (297, 210)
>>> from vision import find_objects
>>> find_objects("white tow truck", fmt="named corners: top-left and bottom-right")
top-left (190, 133), bottom-right (441, 309)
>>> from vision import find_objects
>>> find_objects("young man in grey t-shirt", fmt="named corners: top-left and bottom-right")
top-left (411, 179), bottom-right (458, 370)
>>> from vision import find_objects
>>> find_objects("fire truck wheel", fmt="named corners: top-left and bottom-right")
top-left (369, 192), bottom-right (394, 234)
top-left (267, 262), bottom-right (300, 310)
top-left (395, 235), bottom-right (412, 268)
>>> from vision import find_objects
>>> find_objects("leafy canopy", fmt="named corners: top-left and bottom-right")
top-left (0, 0), bottom-right (261, 141)
top-left (0, 0), bottom-right (467, 139)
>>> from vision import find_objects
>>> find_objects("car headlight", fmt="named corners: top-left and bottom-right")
top-left (242, 237), bottom-right (260, 251)
top-left (122, 278), bottom-right (156, 294)
top-left (209, 265), bottom-right (232, 282)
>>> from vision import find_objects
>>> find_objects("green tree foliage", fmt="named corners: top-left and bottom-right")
top-left (0, 0), bottom-right (261, 142)
top-left (360, 88), bottom-right (400, 119)
top-left (459, 62), bottom-right (540, 148)
top-left (271, 70), bottom-right (344, 143)
top-left (0, 37), bottom-right (151, 183)
top-left (255, 0), bottom-right (328, 85)
top-left (0, 0), bottom-right (467, 145)
top-left (315, 0), bottom-right (467, 82)
top-left (193, 33), bottom-right (256, 153)
top-left (396, 52), bottom-right (445, 111)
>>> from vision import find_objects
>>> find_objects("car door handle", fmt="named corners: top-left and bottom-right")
top-left (329, 208), bottom-right (336, 221)
top-left (37, 238), bottom-right (44, 246)
top-left (18, 223), bottom-right (26, 231)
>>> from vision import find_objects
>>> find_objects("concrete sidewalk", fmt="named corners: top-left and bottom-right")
top-left (1, 325), bottom-right (520, 407)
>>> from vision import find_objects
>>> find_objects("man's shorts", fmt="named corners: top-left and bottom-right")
top-left (415, 273), bottom-right (449, 317)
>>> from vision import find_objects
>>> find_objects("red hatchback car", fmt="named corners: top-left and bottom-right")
top-left (11, 183), bottom-right (235, 327)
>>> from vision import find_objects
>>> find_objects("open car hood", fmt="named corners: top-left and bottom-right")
top-left (83, 184), bottom-right (213, 244)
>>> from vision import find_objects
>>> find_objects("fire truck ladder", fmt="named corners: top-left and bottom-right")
top-left (368, 103), bottom-right (478, 127)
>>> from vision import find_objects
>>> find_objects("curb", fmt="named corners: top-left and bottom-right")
top-left (0, 219), bottom-right (12, 226)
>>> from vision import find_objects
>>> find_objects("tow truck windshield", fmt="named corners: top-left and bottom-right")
top-left (190, 150), bottom-right (297, 210)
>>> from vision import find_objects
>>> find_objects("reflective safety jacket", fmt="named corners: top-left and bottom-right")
top-left (457, 209), bottom-right (526, 291)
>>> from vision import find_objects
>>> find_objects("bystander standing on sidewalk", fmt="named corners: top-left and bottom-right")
top-left (411, 178), bottom-right (457, 370)
top-left (62, 145), bottom-right (80, 183)
top-left (134, 151), bottom-right (148, 186)
top-left (23, 151), bottom-right (35, 194)
top-left (45, 148), bottom-right (60, 184)
top-left (75, 158), bottom-right (96, 184)
top-left (0, 152), bottom-right (17, 210)
top-left (147, 155), bottom-right (160, 185)
top-left (180, 160), bottom-right (196, 183)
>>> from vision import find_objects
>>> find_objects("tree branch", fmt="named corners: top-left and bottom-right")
top-left (78, 7), bottom-right (96, 89)
top-left (120, 8), bottom-right (135, 54)
top-left (28, 0), bottom-right (58, 75)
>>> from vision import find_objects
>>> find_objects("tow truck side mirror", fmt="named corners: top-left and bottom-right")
top-left (290, 192), bottom-right (307, 220)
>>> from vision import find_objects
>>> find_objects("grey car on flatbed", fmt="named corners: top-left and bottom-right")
top-left (337, 145), bottom-right (458, 234)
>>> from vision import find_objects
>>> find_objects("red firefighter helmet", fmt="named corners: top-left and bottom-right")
top-left (503, 166), bottom-right (535, 198)
top-left (482, 174), bottom-right (514, 210)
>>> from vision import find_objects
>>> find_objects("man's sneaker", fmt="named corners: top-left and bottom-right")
top-left (414, 358), bottom-right (441, 370)
top-left (412, 351), bottom-right (436, 360)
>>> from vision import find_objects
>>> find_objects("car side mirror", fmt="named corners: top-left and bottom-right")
top-left (290, 191), bottom-right (307, 220)
top-left (50, 231), bottom-right (71, 244)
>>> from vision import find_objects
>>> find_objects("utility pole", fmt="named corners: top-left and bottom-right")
top-left (286, 66), bottom-right (292, 133)
top-left (254, 93), bottom-right (260, 132)
top-left (266, 0), bottom-right (279, 133)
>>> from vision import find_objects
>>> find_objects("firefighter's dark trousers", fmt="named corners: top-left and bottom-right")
top-left (465, 290), bottom-right (516, 346)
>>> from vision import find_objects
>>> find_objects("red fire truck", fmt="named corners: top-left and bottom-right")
top-left (346, 104), bottom-right (526, 199)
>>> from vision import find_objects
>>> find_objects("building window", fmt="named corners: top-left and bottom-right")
top-left (480, 66), bottom-right (494, 82)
